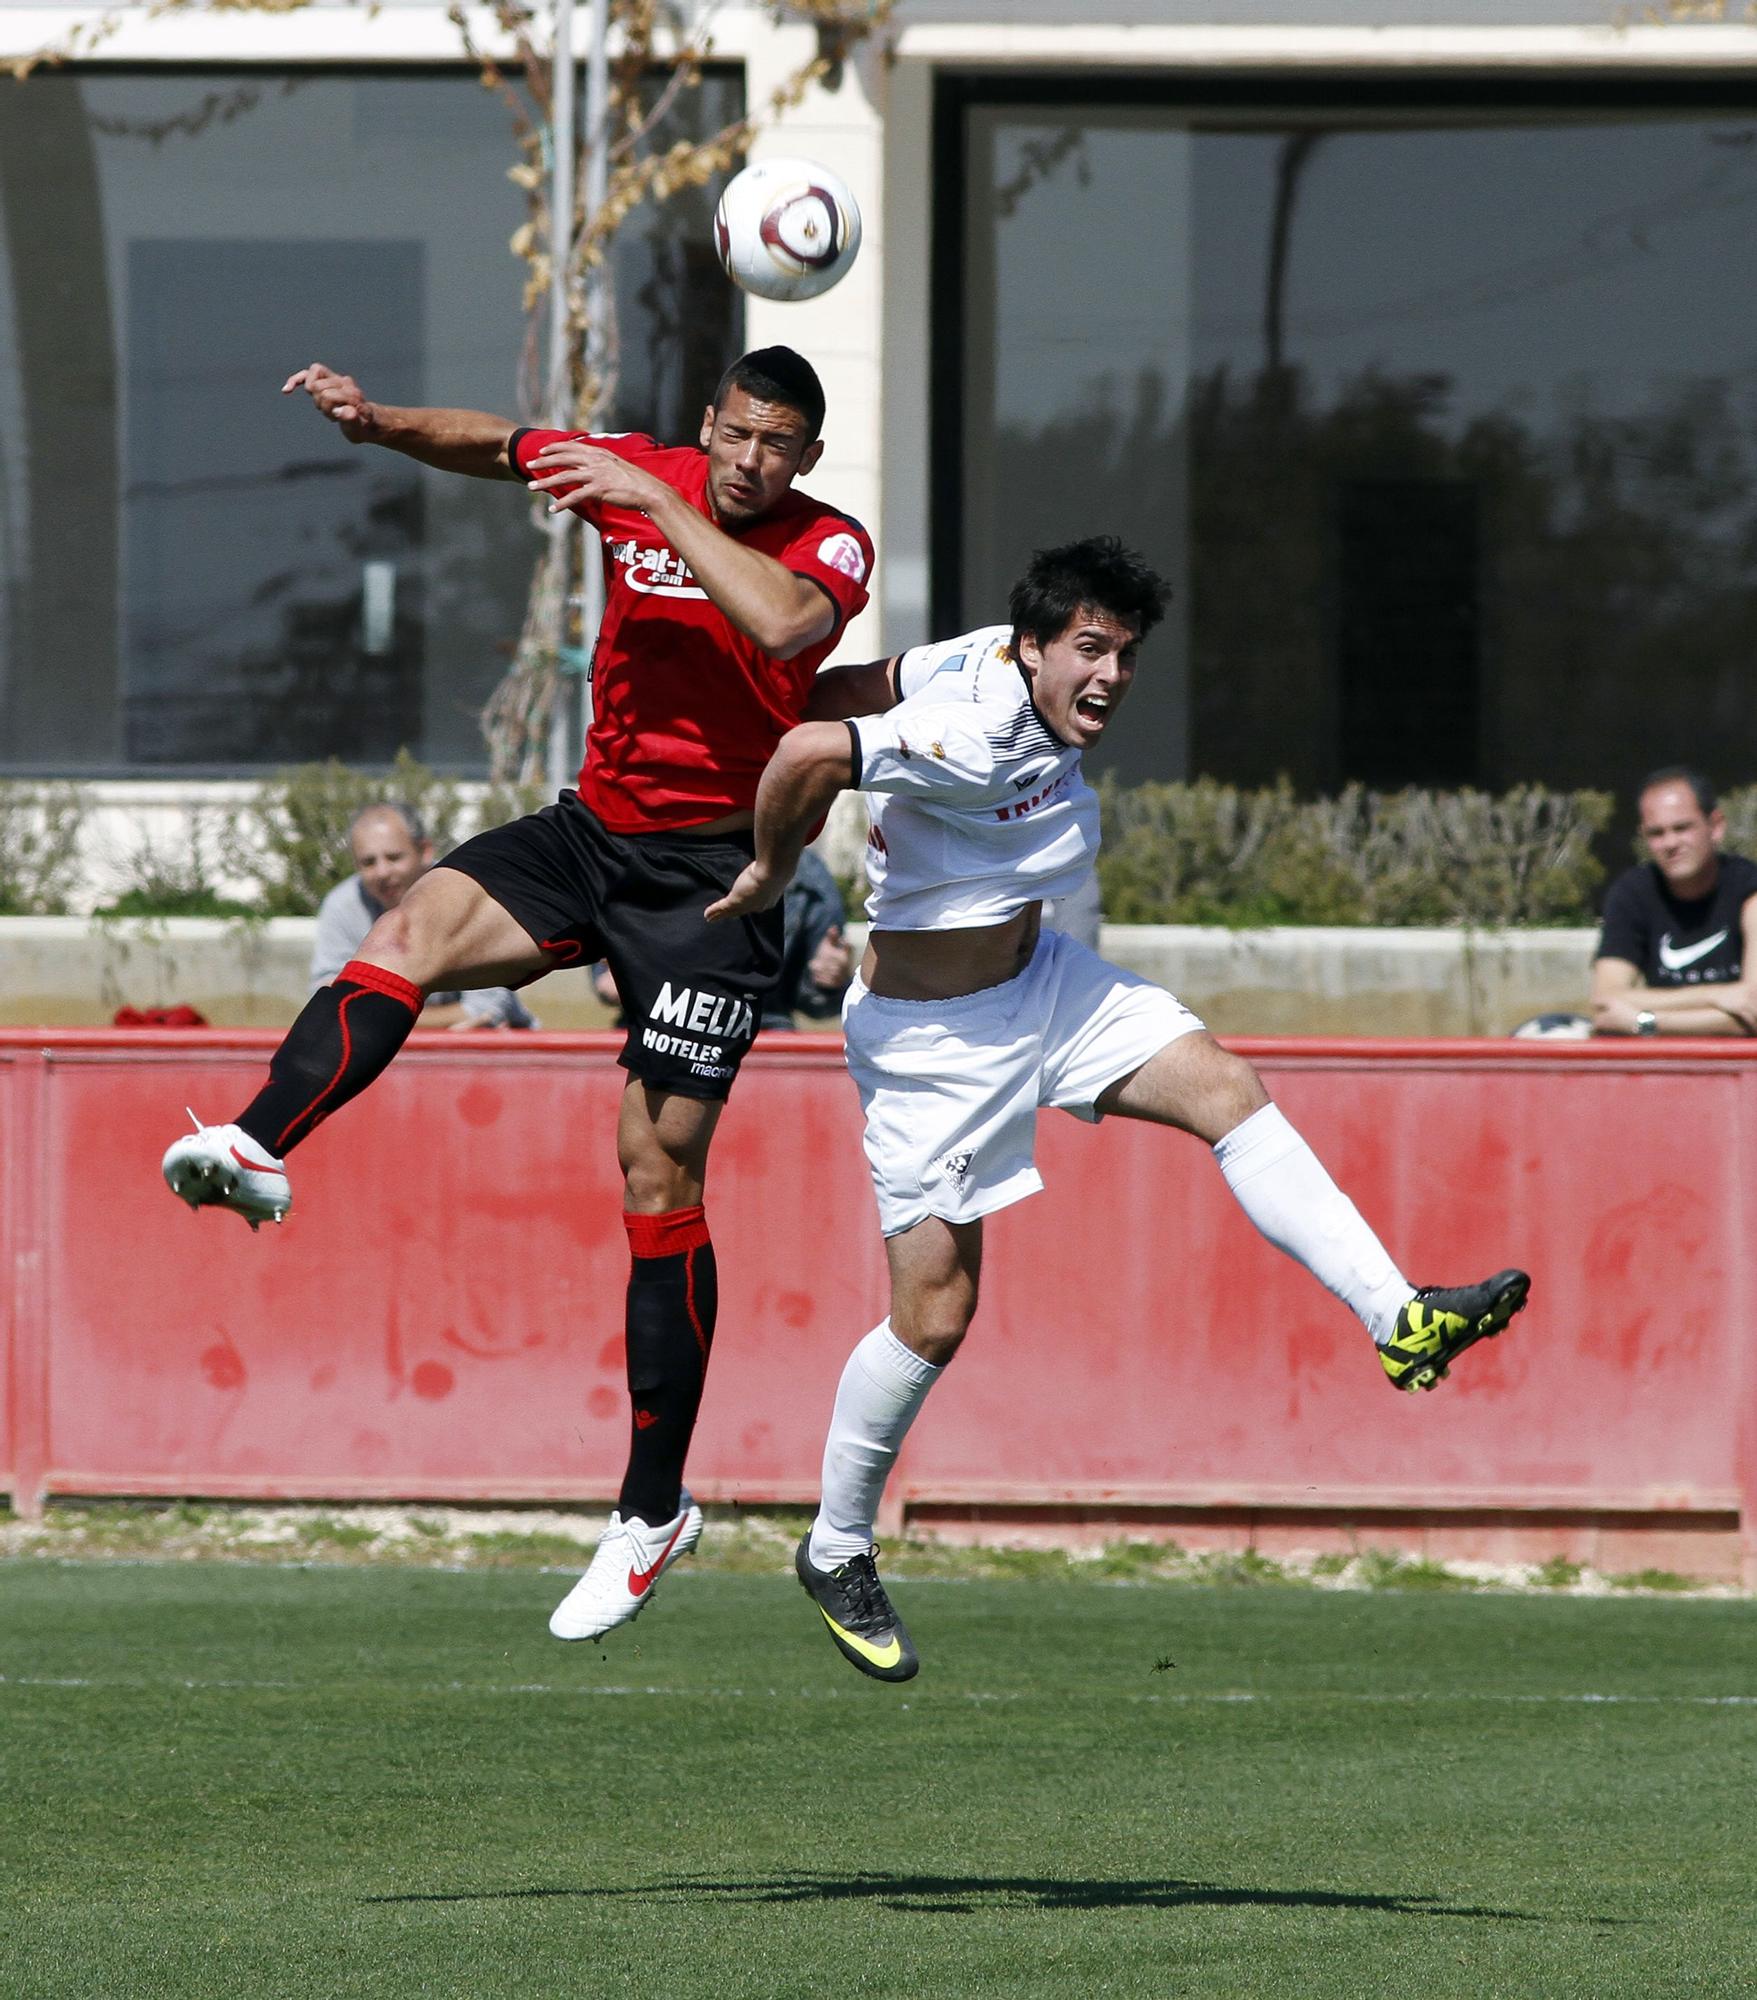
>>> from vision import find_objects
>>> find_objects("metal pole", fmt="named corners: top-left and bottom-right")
top-left (544, 0), bottom-right (577, 794)
top-left (576, 0), bottom-right (610, 735)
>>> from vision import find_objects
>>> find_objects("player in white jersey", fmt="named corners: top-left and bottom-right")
top-left (708, 538), bottom-right (1530, 1683)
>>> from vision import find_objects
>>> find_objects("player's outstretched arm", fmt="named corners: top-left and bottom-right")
top-left (804, 656), bottom-right (900, 721)
top-left (704, 721), bottom-right (856, 923)
top-left (283, 363), bottom-right (519, 479)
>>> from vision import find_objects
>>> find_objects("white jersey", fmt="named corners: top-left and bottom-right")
top-left (850, 625), bottom-right (1097, 931)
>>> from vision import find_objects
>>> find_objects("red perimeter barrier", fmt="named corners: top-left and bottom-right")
top-left (3, 1029), bottom-right (1754, 1581)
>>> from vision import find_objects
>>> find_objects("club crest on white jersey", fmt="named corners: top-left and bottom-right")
top-left (850, 624), bottom-right (1099, 931)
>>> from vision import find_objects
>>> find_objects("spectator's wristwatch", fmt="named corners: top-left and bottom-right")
top-left (1635, 1010), bottom-right (1659, 1036)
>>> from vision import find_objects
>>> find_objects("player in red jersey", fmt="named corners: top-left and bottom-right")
top-left (161, 347), bottom-right (873, 1642)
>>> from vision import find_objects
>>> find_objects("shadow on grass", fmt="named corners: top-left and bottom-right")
top-left (365, 1871), bottom-right (1553, 1920)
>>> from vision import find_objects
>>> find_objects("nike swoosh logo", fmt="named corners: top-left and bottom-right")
top-left (1657, 930), bottom-right (1728, 971)
top-left (230, 1146), bottom-right (286, 1177)
top-left (627, 1514), bottom-right (692, 1595)
top-left (819, 1607), bottom-right (902, 1669)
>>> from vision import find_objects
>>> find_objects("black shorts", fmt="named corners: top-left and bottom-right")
top-left (440, 791), bottom-right (784, 1101)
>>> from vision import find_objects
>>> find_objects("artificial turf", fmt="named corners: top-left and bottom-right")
top-left (3, 1562), bottom-right (1754, 1998)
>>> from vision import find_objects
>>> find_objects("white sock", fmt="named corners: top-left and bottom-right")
top-left (1213, 1103), bottom-right (1410, 1345)
top-left (808, 1320), bottom-right (942, 1569)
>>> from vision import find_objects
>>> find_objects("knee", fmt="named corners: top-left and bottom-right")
top-left (892, 1291), bottom-right (977, 1369)
top-left (620, 1124), bottom-right (708, 1213)
top-left (898, 1322), bottom-right (968, 1369)
top-left (621, 1152), bottom-right (701, 1214)
top-left (1202, 1045), bottom-right (1271, 1135)
top-left (359, 904), bottom-right (429, 981)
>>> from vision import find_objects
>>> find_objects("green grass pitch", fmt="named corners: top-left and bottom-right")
top-left (4, 1561), bottom-right (1755, 1998)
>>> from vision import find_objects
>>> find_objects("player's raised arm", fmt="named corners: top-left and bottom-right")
top-left (531, 438), bottom-right (836, 659)
top-left (805, 656), bottom-right (901, 721)
top-left (283, 363), bottom-right (519, 479)
top-left (704, 720), bottom-right (857, 922)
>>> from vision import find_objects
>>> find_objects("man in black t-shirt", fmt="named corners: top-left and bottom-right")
top-left (1592, 767), bottom-right (1757, 1037)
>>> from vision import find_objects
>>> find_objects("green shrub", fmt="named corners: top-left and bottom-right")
top-left (227, 749), bottom-right (471, 916)
top-left (0, 781), bottom-right (88, 914)
top-left (1097, 777), bottom-right (1611, 928)
top-left (1711, 784), bottom-right (1757, 859)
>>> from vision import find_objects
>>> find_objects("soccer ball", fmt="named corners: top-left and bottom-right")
top-left (714, 157), bottom-right (862, 304)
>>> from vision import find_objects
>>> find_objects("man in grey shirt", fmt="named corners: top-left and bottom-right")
top-left (312, 804), bottom-right (538, 1029)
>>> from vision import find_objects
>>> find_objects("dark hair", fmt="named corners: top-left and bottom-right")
top-left (1008, 536), bottom-right (1170, 653)
top-left (352, 800), bottom-right (428, 847)
top-left (712, 346), bottom-right (826, 442)
top-left (1638, 766), bottom-right (1717, 816)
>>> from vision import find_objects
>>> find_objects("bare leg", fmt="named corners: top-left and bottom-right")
top-left (231, 866), bottom-right (553, 1159)
top-left (352, 863), bottom-right (554, 992)
top-left (1098, 1031), bottom-right (1409, 1342)
top-left (887, 1212), bottom-right (985, 1365)
top-left (1094, 1028), bottom-right (1268, 1140)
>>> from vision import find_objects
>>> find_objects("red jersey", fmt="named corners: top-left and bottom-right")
top-left (510, 427), bottom-right (874, 833)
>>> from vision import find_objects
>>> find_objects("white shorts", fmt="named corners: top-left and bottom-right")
top-left (842, 928), bottom-right (1205, 1236)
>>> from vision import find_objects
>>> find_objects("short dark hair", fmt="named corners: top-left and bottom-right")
top-left (712, 346), bottom-right (826, 442)
top-left (1008, 537), bottom-right (1170, 654)
top-left (1638, 766), bottom-right (1717, 816)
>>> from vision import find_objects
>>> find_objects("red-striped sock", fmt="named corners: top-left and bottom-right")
top-left (616, 1206), bottom-right (716, 1526)
top-left (237, 960), bottom-right (422, 1157)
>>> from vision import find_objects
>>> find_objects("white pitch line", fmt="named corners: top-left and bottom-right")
top-left (1, 1674), bottom-right (1754, 1706)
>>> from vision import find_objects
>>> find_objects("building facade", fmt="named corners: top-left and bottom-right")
top-left (4, 1), bottom-right (1757, 830)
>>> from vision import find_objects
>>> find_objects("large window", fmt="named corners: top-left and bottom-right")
top-left (945, 82), bottom-right (1757, 801)
top-left (0, 66), bottom-right (741, 775)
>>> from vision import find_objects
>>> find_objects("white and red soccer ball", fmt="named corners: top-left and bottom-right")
top-left (714, 157), bottom-right (862, 304)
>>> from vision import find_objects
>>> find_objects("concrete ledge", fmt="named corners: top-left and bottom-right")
top-left (1098, 924), bottom-right (1596, 1037)
top-left (0, 915), bottom-right (1594, 1035)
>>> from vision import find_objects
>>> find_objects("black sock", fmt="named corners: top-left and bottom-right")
top-left (617, 1207), bottom-right (716, 1525)
top-left (237, 959), bottom-right (422, 1157)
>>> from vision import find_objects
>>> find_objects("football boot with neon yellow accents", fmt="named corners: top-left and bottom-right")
top-left (1380, 1269), bottom-right (1531, 1392)
top-left (795, 1537), bottom-right (918, 1683)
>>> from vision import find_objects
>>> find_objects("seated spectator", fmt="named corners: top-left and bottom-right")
top-left (763, 847), bottom-right (854, 1030)
top-left (589, 847), bottom-right (853, 1032)
top-left (1591, 767), bottom-right (1757, 1037)
top-left (312, 803), bottom-right (538, 1030)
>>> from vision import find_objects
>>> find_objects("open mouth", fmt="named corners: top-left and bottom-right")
top-left (1074, 693), bottom-right (1111, 728)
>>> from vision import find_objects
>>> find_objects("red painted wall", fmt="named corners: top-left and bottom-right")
top-left (4, 1031), bottom-right (1753, 1577)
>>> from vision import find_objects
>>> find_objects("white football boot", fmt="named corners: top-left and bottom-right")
top-left (548, 1493), bottom-right (704, 1642)
top-left (161, 1113), bottom-right (291, 1231)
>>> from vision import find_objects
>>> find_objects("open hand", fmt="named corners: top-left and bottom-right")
top-left (528, 439), bottom-right (670, 517)
top-left (706, 861), bottom-right (787, 923)
top-left (282, 362), bottom-right (379, 443)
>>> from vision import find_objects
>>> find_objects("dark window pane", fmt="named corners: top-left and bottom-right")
top-left (1336, 480), bottom-right (1479, 789)
top-left (953, 89), bottom-right (1757, 805)
top-left (124, 238), bottom-right (427, 764)
top-left (0, 67), bottom-right (742, 775)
